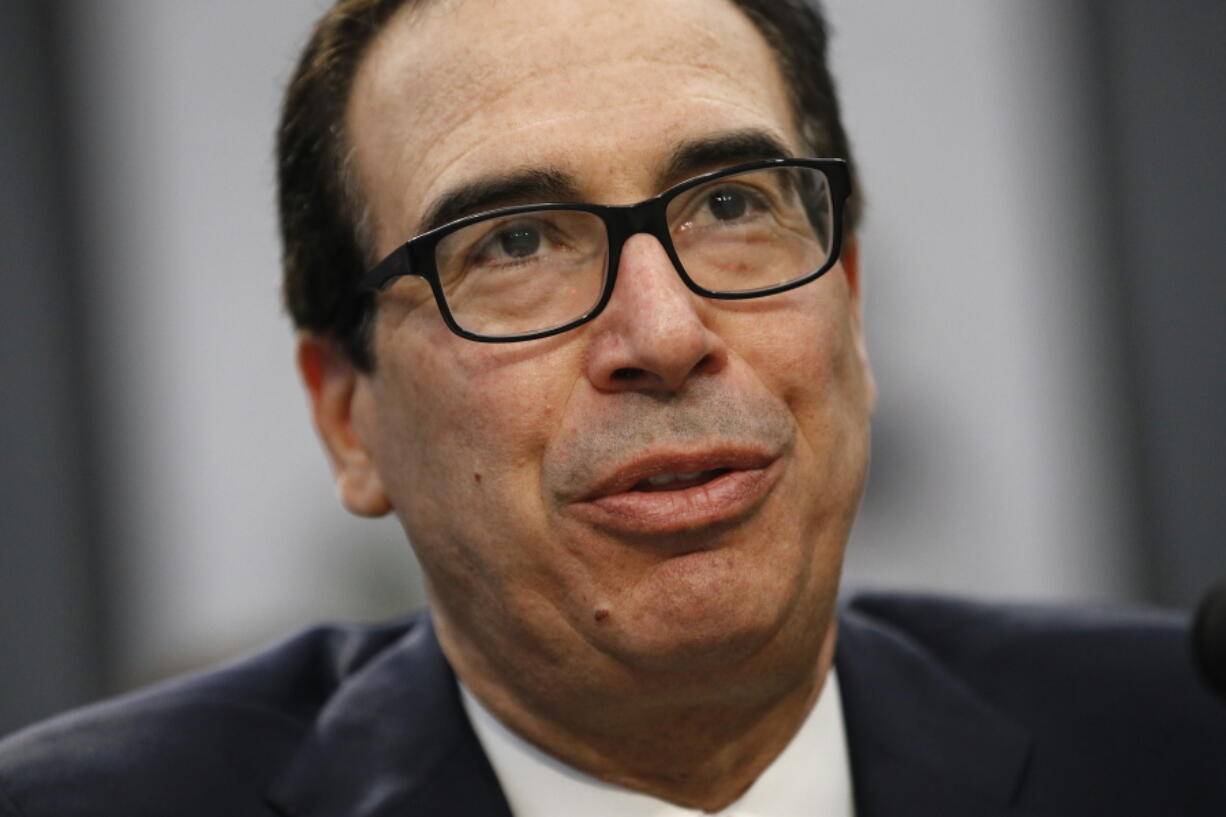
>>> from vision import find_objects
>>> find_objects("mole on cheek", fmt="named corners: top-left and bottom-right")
top-left (594, 608), bottom-right (610, 622)
top-left (473, 472), bottom-right (482, 483)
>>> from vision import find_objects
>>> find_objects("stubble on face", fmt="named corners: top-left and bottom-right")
top-left (545, 377), bottom-right (794, 507)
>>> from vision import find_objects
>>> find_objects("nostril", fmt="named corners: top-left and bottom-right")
top-left (612, 367), bottom-right (644, 381)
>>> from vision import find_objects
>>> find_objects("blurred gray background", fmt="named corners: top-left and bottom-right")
top-left (2, 0), bottom-right (1223, 735)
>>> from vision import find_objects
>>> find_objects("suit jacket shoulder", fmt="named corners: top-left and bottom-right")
top-left (0, 617), bottom-right (418, 817)
top-left (839, 592), bottom-right (1226, 816)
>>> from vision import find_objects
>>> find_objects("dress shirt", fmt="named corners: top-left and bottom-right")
top-left (461, 671), bottom-right (855, 817)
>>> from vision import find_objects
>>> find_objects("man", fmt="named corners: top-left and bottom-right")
top-left (1, 0), bottom-right (1223, 815)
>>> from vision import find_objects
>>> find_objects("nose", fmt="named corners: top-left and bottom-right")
top-left (584, 233), bottom-right (728, 393)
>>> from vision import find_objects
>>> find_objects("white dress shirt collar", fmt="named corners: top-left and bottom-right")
top-left (461, 670), bottom-right (855, 817)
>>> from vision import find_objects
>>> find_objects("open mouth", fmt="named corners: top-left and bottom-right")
top-left (568, 451), bottom-right (782, 536)
top-left (630, 468), bottom-right (733, 493)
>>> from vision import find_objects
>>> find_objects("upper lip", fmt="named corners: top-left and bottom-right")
top-left (574, 446), bottom-right (779, 502)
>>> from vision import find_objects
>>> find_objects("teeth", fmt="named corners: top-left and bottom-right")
top-left (645, 470), bottom-right (709, 487)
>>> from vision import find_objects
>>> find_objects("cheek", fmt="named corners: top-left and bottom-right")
top-left (368, 321), bottom-right (575, 526)
top-left (740, 282), bottom-right (872, 502)
top-left (744, 286), bottom-right (867, 416)
top-left (369, 334), bottom-right (590, 638)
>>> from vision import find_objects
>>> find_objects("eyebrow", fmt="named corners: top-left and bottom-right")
top-left (415, 128), bottom-right (795, 234)
top-left (418, 169), bottom-right (581, 234)
top-left (657, 129), bottom-right (795, 186)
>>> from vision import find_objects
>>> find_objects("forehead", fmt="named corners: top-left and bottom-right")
top-left (346, 0), bottom-right (798, 245)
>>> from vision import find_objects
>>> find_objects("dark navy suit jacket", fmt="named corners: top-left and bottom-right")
top-left (2, 593), bottom-right (1224, 816)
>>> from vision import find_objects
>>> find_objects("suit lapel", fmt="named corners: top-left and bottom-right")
top-left (265, 616), bottom-right (513, 817)
top-left (836, 607), bottom-right (1032, 817)
top-left (266, 603), bottom-right (1032, 816)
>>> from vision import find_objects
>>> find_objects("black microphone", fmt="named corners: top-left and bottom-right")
top-left (1193, 580), bottom-right (1226, 700)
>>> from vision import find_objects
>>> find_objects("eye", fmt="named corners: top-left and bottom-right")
top-left (707, 189), bottom-right (750, 221)
top-left (497, 226), bottom-right (541, 258)
top-left (470, 219), bottom-right (552, 265)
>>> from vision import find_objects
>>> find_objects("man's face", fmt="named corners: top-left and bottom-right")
top-left (330, 0), bottom-right (873, 692)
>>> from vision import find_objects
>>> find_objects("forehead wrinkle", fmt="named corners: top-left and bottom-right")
top-left (402, 55), bottom-right (776, 167)
top-left (407, 90), bottom-right (797, 215)
top-left (458, 50), bottom-right (775, 113)
top-left (360, 0), bottom-right (789, 154)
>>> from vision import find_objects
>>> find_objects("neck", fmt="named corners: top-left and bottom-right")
top-left (439, 615), bottom-right (838, 812)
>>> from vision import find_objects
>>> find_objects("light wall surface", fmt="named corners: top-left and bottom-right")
top-left (827, 1), bottom-right (1137, 601)
top-left (60, 0), bottom-right (424, 684)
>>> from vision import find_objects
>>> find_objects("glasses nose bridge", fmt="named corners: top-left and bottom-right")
top-left (604, 197), bottom-right (678, 272)
top-left (621, 197), bottom-right (659, 236)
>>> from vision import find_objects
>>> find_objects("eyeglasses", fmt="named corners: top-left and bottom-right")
top-left (362, 158), bottom-right (851, 342)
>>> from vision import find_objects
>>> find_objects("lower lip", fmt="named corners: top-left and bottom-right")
top-left (570, 459), bottom-right (782, 535)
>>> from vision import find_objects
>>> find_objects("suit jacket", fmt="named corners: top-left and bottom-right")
top-left (1, 593), bottom-right (1223, 816)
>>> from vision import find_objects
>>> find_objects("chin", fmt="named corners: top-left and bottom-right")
top-left (619, 621), bottom-right (783, 677)
top-left (593, 552), bottom-right (810, 676)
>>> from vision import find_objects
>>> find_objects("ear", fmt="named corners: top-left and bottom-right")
top-left (840, 233), bottom-right (877, 411)
top-left (296, 333), bottom-right (392, 517)
top-left (840, 231), bottom-right (863, 301)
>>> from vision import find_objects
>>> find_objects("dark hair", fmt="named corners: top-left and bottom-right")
top-left (277, 0), bottom-right (858, 370)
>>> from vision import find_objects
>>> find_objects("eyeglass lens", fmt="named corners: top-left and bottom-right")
top-left (431, 166), bottom-right (834, 338)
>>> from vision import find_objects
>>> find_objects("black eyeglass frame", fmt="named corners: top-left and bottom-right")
top-left (361, 157), bottom-right (851, 343)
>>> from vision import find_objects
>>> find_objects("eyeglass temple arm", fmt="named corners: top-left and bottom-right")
top-left (361, 244), bottom-right (413, 292)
